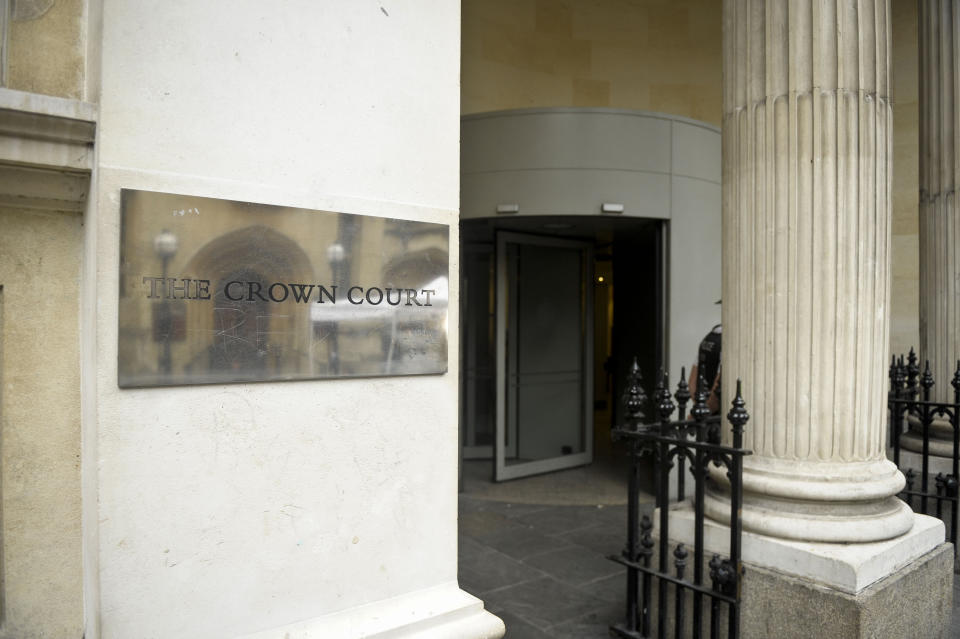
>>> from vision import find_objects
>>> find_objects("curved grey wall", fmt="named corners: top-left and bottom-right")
top-left (461, 107), bottom-right (721, 390)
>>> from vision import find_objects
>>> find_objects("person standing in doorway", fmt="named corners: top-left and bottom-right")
top-left (689, 305), bottom-right (721, 413)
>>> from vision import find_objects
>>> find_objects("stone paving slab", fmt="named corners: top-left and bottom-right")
top-left (560, 522), bottom-right (629, 557)
top-left (460, 498), bottom-right (629, 636)
top-left (486, 610), bottom-right (551, 639)
top-left (584, 569), bottom-right (629, 605)
top-left (482, 576), bottom-right (613, 632)
top-left (459, 548), bottom-right (546, 596)
top-left (460, 498), bottom-right (552, 519)
top-left (522, 545), bottom-right (624, 586)
top-left (512, 505), bottom-right (623, 535)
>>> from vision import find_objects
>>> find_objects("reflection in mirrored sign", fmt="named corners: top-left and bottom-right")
top-left (118, 189), bottom-right (449, 387)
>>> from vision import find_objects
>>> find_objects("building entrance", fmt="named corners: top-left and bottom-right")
top-left (461, 216), bottom-right (662, 482)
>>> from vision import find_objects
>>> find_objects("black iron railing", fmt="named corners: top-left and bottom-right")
top-left (609, 359), bottom-right (750, 639)
top-left (888, 349), bottom-right (960, 550)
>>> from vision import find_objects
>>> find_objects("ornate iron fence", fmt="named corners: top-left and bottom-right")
top-left (609, 359), bottom-right (750, 639)
top-left (888, 349), bottom-right (960, 551)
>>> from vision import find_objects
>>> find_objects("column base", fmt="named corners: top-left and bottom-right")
top-left (895, 447), bottom-right (957, 478)
top-left (237, 583), bottom-right (505, 639)
top-left (899, 413), bottom-right (956, 457)
top-left (901, 434), bottom-right (955, 457)
top-left (704, 489), bottom-right (915, 543)
top-left (662, 505), bottom-right (952, 638)
top-left (667, 502), bottom-right (944, 593)
top-left (706, 457), bottom-right (914, 542)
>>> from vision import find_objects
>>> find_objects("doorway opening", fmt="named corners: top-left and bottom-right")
top-left (460, 215), bottom-right (663, 485)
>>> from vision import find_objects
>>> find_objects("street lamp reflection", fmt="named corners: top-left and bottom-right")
top-left (326, 242), bottom-right (346, 374)
top-left (154, 229), bottom-right (179, 375)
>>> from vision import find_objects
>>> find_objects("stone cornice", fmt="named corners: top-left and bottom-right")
top-left (0, 88), bottom-right (97, 212)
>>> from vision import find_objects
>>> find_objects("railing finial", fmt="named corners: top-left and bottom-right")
top-left (675, 366), bottom-right (691, 410)
top-left (726, 379), bottom-right (750, 449)
top-left (655, 368), bottom-right (675, 423)
top-left (621, 356), bottom-right (648, 430)
top-left (921, 360), bottom-right (935, 392)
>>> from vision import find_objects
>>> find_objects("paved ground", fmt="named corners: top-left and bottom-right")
top-left (458, 496), bottom-right (634, 638)
top-left (458, 460), bottom-right (960, 638)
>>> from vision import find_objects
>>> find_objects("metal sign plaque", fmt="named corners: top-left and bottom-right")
top-left (118, 189), bottom-right (449, 387)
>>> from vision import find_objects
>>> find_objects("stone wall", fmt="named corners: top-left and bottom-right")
top-left (5, 0), bottom-right (87, 99)
top-left (0, 206), bottom-right (83, 638)
top-left (462, 0), bottom-right (722, 125)
top-left (89, 2), bottom-right (490, 636)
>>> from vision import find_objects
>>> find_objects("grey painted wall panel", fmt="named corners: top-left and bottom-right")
top-left (672, 121), bottom-right (722, 183)
top-left (462, 110), bottom-right (672, 174)
top-left (461, 169), bottom-right (671, 219)
top-left (669, 176), bottom-right (722, 390)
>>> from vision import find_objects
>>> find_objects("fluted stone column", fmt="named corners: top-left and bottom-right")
top-left (708, 0), bottom-right (913, 543)
top-left (919, 0), bottom-right (960, 405)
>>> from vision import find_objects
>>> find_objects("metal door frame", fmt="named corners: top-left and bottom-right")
top-left (461, 242), bottom-right (495, 459)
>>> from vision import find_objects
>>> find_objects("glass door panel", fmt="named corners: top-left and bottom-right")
top-left (495, 232), bottom-right (593, 481)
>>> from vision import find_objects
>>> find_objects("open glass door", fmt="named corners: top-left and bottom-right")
top-left (495, 232), bottom-right (594, 481)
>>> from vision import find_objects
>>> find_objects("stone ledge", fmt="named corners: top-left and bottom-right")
top-left (0, 88), bottom-right (96, 170)
top-left (235, 582), bottom-right (505, 639)
top-left (0, 164), bottom-right (90, 212)
top-left (664, 503), bottom-right (944, 593)
top-left (0, 88), bottom-right (98, 123)
top-left (0, 88), bottom-right (97, 212)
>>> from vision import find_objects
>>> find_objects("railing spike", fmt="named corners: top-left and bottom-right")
top-left (893, 356), bottom-right (906, 389)
top-left (726, 379), bottom-right (749, 449)
top-left (673, 543), bottom-right (688, 576)
top-left (675, 367), bottom-right (691, 408)
top-left (656, 368), bottom-right (675, 422)
top-left (907, 349), bottom-right (920, 395)
top-left (922, 360), bottom-right (935, 390)
top-left (621, 355), bottom-right (648, 429)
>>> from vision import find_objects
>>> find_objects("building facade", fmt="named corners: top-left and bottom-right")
top-left (0, 0), bottom-right (951, 637)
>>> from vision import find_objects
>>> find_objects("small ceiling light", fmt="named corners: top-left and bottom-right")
top-left (597, 276), bottom-right (605, 283)
top-left (602, 203), bottom-right (624, 214)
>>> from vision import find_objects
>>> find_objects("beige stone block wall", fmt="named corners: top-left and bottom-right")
top-left (461, 0), bottom-right (723, 126)
top-left (6, 0), bottom-right (86, 99)
top-left (0, 207), bottom-right (83, 638)
top-left (462, 0), bottom-right (921, 357)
